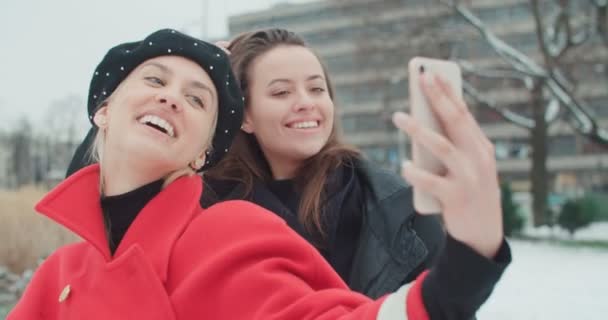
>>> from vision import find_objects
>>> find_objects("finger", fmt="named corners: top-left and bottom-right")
top-left (401, 161), bottom-right (447, 198)
top-left (214, 41), bottom-right (232, 55)
top-left (423, 77), bottom-right (498, 180)
top-left (434, 74), bottom-right (468, 114)
top-left (420, 73), bottom-right (478, 149)
top-left (435, 75), bottom-right (497, 164)
top-left (393, 112), bottom-right (463, 174)
top-left (426, 74), bottom-right (495, 168)
top-left (435, 75), bottom-right (493, 156)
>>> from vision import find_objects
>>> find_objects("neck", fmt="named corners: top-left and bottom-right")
top-left (265, 153), bottom-right (302, 180)
top-left (101, 154), bottom-right (167, 196)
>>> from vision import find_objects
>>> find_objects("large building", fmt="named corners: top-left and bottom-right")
top-left (228, 0), bottom-right (608, 197)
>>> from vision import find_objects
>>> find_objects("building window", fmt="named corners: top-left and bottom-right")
top-left (341, 114), bottom-right (389, 133)
top-left (549, 135), bottom-right (577, 156)
top-left (362, 146), bottom-right (387, 164)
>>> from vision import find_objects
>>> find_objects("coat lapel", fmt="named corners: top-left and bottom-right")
top-left (36, 164), bottom-right (111, 260)
top-left (35, 164), bottom-right (203, 283)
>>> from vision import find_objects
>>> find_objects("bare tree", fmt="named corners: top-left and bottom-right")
top-left (10, 118), bottom-right (34, 188)
top-left (441, 0), bottom-right (608, 226)
top-left (41, 95), bottom-right (85, 183)
top-left (323, 0), bottom-right (606, 225)
top-left (44, 95), bottom-right (83, 146)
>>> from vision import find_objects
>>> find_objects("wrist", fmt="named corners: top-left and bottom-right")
top-left (451, 232), bottom-right (503, 259)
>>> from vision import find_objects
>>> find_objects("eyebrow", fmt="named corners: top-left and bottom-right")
top-left (141, 61), bottom-right (170, 73)
top-left (267, 75), bottom-right (325, 87)
top-left (189, 80), bottom-right (217, 102)
top-left (140, 62), bottom-right (217, 101)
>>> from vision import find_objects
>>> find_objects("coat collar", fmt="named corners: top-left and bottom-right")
top-left (35, 164), bottom-right (203, 282)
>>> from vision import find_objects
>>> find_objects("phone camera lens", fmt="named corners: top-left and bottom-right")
top-left (419, 65), bottom-right (425, 74)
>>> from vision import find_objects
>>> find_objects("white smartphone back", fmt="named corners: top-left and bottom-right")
top-left (408, 57), bottom-right (462, 214)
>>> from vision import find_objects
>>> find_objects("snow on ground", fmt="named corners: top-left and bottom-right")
top-left (523, 222), bottom-right (608, 242)
top-left (478, 239), bottom-right (608, 320)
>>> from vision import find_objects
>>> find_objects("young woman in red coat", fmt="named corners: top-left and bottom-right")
top-left (10, 29), bottom-right (508, 320)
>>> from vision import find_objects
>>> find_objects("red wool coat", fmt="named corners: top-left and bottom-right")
top-left (8, 164), bottom-right (429, 320)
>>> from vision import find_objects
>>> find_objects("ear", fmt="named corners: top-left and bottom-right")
top-left (190, 151), bottom-right (207, 171)
top-left (93, 105), bottom-right (109, 128)
top-left (240, 112), bottom-right (254, 134)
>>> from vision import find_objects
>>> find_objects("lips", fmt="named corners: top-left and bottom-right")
top-left (138, 114), bottom-right (175, 137)
top-left (286, 120), bottom-right (320, 129)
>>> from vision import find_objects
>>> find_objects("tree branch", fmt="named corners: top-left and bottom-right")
top-left (440, 0), bottom-right (608, 145)
top-left (597, 0), bottom-right (608, 46)
top-left (459, 61), bottom-right (534, 81)
top-left (559, 0), bottom-right (573, 47)
top-left (531, 0), bottom-right (558, 66)
top-left (462, 80), bottom-right (536, 129)
top-left (590, 0), bottom-right (608, 6)
top-left (440, 0), bottom-right (547, 77)
top-left (569, 28), bottom-right (591, 48)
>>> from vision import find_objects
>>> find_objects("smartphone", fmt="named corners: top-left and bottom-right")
top-left (408, 57), bottom-right (462, 214)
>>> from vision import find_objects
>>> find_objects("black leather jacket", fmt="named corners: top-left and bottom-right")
top-left (348, 160), bottom-right (444, 298)
top-left (201, 159), bottom-right (445, 299)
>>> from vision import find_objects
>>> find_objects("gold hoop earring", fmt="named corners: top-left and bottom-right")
top-left (190, 158), bottom-right (204, 171)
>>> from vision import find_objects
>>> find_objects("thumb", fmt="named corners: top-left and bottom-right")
top-left (214, 41), bottom-right (232, 55)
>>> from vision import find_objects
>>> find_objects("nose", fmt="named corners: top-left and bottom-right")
top-left (293, 91), bottom-right (315, 112)
top-left (156, 93), bottom-right (181, 112)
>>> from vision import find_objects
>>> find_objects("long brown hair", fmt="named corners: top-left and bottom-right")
top-left (205, 28), bottom-right (360, 239)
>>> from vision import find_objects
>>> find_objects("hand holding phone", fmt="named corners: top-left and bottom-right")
top-left (407, 57), bottom-right (462, 214)
top-left (393, 57), bottom-right (503, 258)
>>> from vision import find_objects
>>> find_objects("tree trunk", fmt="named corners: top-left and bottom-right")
top-left (530, 82), bottom-right (549, 226)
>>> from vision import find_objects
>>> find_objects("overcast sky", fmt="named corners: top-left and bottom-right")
top-left (0, 0), bottom-right (312, 133)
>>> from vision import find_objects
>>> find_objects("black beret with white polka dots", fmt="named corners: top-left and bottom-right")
top-left (84, 28), bottom-right (244, 171)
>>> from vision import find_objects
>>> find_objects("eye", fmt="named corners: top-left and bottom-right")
top-left (188, 95), bottom-right (206, 109)
top-left (145, 76), bottom-right (165, 86)
top-left (272, 90), bottom-right (290, 97)
top-left (311, 87), bottom-right (326, 93)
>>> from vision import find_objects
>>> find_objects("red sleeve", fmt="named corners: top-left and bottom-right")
top-left (407, 271), bottom-right (431, 320)
top-left (168, 200), bottom-right (391, 320)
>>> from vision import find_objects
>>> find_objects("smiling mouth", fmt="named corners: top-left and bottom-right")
top-left (138, 114), bottom-right (175, 137)
top-left (148, 123), bottom-right (167, 134)
top-left (288, 121), bottom-right (320, 129)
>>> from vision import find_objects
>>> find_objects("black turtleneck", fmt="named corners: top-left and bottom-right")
top-left (100, 179), bottom-right (163, 255)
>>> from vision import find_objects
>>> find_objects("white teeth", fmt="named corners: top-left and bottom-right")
top-left (139, 114), bottom-right (175, 137)
top-left (292, 121), bottom-right (319, 129)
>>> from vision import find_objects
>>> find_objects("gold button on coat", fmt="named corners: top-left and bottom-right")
top-left (58, 284), bottom-right (71, 302)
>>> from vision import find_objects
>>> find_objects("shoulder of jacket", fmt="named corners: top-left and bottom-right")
top-left (183, 200), bottom-right (289, 239)
top-left (172, 201), bottom-right (322, 276)
top-left (355, 158), bottom-right (410, 202)
top-left (45, 242), bottom-right (89, 260)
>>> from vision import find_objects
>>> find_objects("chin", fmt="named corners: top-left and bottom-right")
top-left (124, 142), bottom-right (174, 165)
top-left (290, 143), bottom-right (326, 161)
